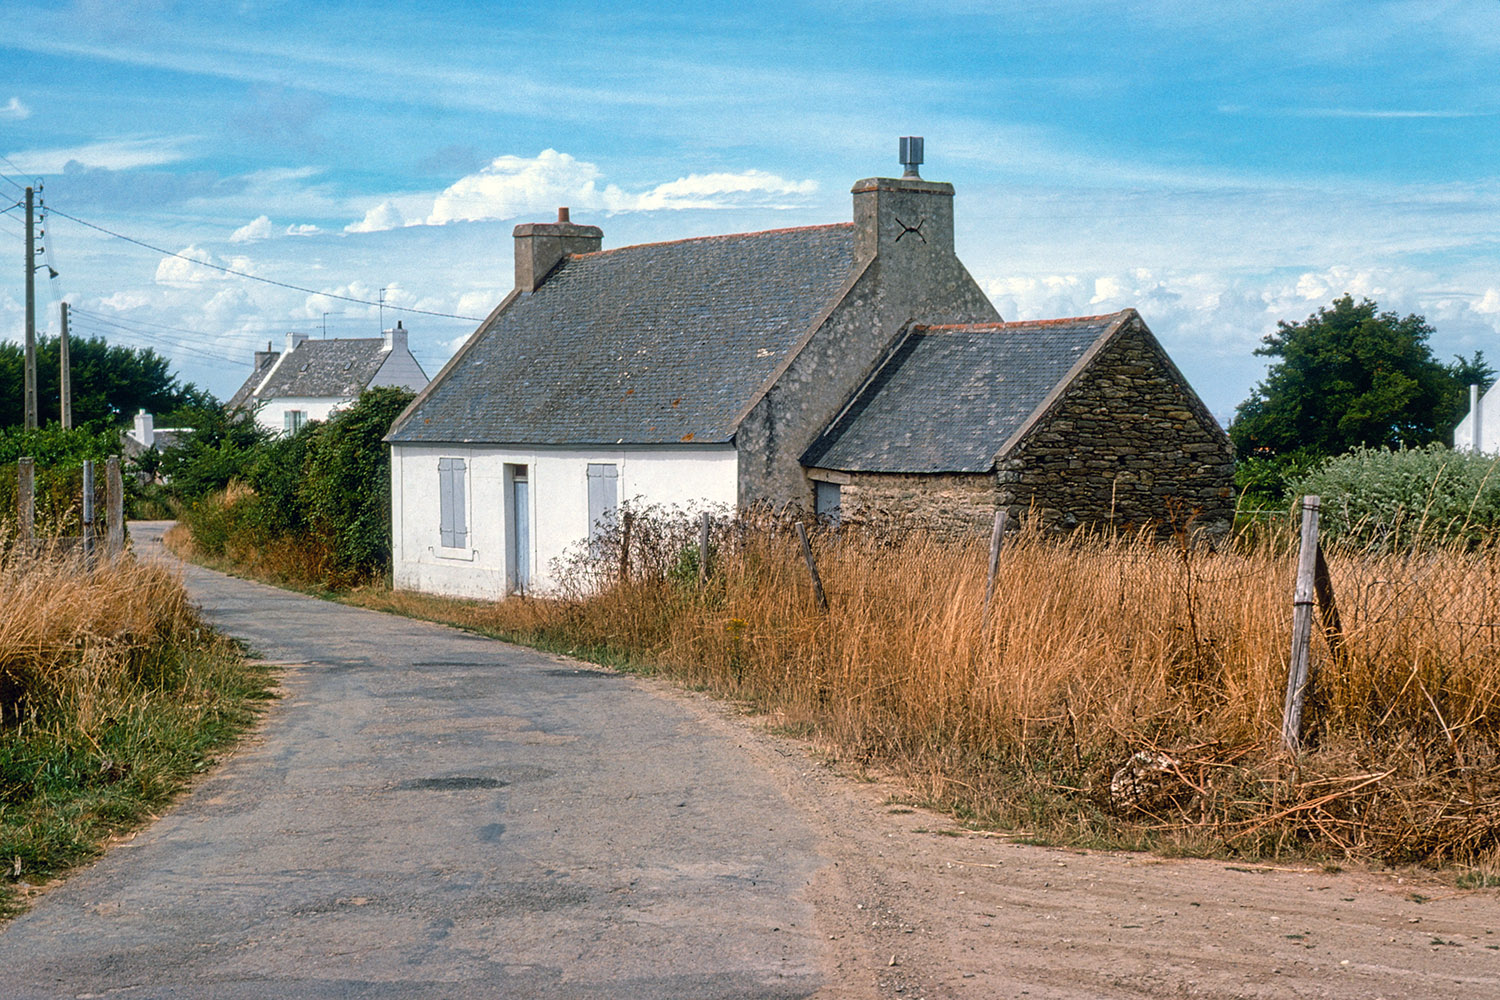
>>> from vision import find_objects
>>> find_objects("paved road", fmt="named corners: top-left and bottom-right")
top-left (0, 523), bottom-right (828, 999)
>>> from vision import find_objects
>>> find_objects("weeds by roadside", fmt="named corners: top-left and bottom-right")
top-left (0, 534), bottom-right (275, 918)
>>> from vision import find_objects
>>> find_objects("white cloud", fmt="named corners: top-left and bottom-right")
top-left (426, 149), bottom-right (617, 225)
top-left (0, 97), bottom-right (29, 120)
top-left (7, 135), bottom-right (192, 173)
top-left (285, 223), bottom-right (321, 236)
top-left (354, 149), bottom-right (821, 230)
top-left (154, 246), bottom-right (226, 286)
top-left (229, 215), bottom-right (274, 242)
top-left (346, 200), bottom-right (406, 233)
top-left (628, 170), bottom-right (819, 211)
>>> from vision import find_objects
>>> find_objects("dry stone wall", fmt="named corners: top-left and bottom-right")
top-left (998, 319), bottom-right (1235, 535)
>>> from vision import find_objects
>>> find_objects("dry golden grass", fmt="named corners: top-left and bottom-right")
top-left (169, 502), bottom-right (1500, 872)
top-left (351, 515), bottom-right (1500, 871)
top-left (1, 530), bottom-right (274, 916)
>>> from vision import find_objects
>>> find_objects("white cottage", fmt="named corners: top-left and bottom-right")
top-left (228, 324), bottom-right (428, 436)
top-left (386, 143), bottom-right (1232, 599)
top-left (1455, 383), bottom-right (1500, 454)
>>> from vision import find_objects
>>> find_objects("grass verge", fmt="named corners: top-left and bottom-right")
top-left (1, 538), bottom-right (276, 919)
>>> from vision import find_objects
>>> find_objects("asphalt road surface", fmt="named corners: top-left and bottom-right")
top-left (4, 523), bottom-right (1500, 999)
top-left (0, 524), bottom-right (826, 999)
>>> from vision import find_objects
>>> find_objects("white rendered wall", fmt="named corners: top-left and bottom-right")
top-left (1454, 384), bottom-right (1500, 455)
top-left (391, 443), bottom-right (738, 599)
top-left (254, 396), bottom-right (351, 436)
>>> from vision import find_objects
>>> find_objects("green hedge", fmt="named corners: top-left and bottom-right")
top-left (1288, 443), bottom-right (1500, 548)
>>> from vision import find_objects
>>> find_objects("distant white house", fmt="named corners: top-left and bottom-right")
top-left (228, 323), bottom-right (428, 435)
top-left (1454, 383), bottom-right (1500, 454)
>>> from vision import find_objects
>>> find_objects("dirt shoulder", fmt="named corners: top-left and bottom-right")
top-left (661, 683), bottom-right (1500, 999)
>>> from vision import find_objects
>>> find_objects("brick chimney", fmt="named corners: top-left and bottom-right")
top-left (383, 320), bottom-right (407, 353)
top-left (852, 136), bottom-right (954, 266)
top-left (513, 207), bottom-right (602, 292)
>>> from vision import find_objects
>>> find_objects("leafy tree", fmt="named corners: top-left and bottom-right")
top-left (299, 387), bottom-right (415, 579)
top-left (156, 408), bottom-right (266, 502)
top-left (1231, 297), bottom-right (1485, 493)
top-left (0, 335), bottom-right (212, 430)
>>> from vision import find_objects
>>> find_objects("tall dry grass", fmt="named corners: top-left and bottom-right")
top-left (1, 532), bottom-right (273, 915)
top-left (360, 511), bottom-right (1500, 871)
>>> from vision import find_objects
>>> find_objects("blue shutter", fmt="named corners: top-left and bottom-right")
top-left (586, 464), bottom-right (618, 555)
top-left (439, 458), bottom-right (467, 548)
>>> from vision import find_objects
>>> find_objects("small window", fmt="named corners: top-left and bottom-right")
top-left (439, 457), bottom-right (468, 548)
top-left (284, 410), bottom-right (306, 434)
top-left (815, 481), bottom-right (842, 524)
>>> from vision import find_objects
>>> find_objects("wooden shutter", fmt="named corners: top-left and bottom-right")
top-left (439, 458), bottom-right (467, 548)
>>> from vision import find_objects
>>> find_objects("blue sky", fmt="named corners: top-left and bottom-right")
top-left (3, 0), bottom-right (1500, 424)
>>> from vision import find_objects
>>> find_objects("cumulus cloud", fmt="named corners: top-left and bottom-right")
top-left (426, 149), bottom-right (618, 225)
top-left (154, 246), bottom-right (226, 286)
top-left (343, 149), bottom-right (821, 231)
top-left (346, 200), bottom-right (407, 233)
top-left (230, 215), bottom-right (274, 242)
top-left (0, 97), bottom-right (29, 120)
top-left (285, 223), bottom-right (321, 236)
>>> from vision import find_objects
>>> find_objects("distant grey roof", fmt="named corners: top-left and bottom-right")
top-left (226, 352), bottom-right (279, 411)
top-left (256, 339), bottom-right (392, 400)
top-left (387, 224), bottom-right (856, 445)
top-left (802, 313), bottom-right (1126, 473)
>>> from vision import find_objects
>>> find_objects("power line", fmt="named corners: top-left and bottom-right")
top-left (46, 205), bottom-right (487, 323)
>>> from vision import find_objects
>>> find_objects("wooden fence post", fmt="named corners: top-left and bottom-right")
top-left (794, 521), bottom-right (828, 612)
top-left (17, 457), bottom-right (34, 549)
top-left (618, 510), bottom-right (633, 584)
top-left (106, 457), bottom-right (124, 556)
top-left (981, 509), bottom-right (1008, 628)
top-left (698, 511), bottom-right (711, 589)
top-left (1282, 495), bottom-right (1321, 751)
top-left (82, 459), bottom-right (96, 570)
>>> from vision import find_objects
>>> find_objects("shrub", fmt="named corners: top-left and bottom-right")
top-left (1288, 443), bottom-right (1500, 548)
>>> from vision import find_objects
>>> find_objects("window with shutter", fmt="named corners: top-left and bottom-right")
top-left (586, 463), bottom-right (619, 556)
top-left (438, 457), bottom-right (467, 548)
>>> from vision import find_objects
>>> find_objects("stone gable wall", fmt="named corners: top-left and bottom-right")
top-left (998, 319), bottom-right (1236, 534)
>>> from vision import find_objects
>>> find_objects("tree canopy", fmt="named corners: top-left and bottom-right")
top-left (1231, 295), bottom-right (1490, 462)
top-left (0, 334), bottom-right (213, 430)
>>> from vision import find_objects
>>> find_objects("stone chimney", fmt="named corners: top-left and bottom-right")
top-left (133, 409), bottom-right (154, 449)
top-left (253, 341), bottom-right (279, 373)
top-left (285, 331), bottom-right (310, 353)
top-left (513, 207), bottom-right (602, 293)
top-left (852, 136), bottom-right (955, 266)
top-left (383, 320), bottom-right (408, 353)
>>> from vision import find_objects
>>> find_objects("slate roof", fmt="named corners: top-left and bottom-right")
top-left (256, 339), bottom-right (393, 400)
top-left (226, 352), bottom-right (279, 411)
top-left (387, 224), bottom-right (857, 445)
top-left (801, 313), bottom-right (1126, 474)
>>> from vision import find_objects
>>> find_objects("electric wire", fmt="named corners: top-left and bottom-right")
top-left (47, 206), bottom-right (486, 322)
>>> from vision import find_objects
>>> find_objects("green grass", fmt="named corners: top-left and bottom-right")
top-left (0, 639), bottom-right (276, 919)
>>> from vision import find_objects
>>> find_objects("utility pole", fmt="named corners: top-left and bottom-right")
top-left (60, 301), bottom-right (72, 429)
top-left (24, 185), bottom-right (36, 430)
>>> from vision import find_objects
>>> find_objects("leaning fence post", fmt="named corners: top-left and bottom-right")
top-left (18, 457), bottom-right (34, 550)
top-left (698, 511), bottom-right (711, 588)
top-left (82, 458), bottom-right (96, 570)
top-left (1282, 495), bottom-right (1321, 751)
top-left (794, 521), bottom-right (828, 612)
top-left (105, 456), bottom-right (124, 556)
top-left (981, 508), bottom-right (1008, 628)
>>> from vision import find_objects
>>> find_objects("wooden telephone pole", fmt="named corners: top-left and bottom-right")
top-left (24, 185), bottom-right (36, 430)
